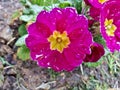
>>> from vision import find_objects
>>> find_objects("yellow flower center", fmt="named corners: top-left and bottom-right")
top-left (47, 31), bottom-right (70, 53)
top-left (98, 0), bottom-right (108, 4)
top-left (104, 19), bottom-right (117, 36)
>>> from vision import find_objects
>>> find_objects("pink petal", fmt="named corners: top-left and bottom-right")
top-left (64, 47), bottom-right (85, 68)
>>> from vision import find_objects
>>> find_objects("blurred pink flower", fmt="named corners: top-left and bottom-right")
top-left (100, 0), bottom-right (120, 52)
top-left (26, 7), bottom-right (93, 71)
top-left (84, 42), bottom-right (105, 62)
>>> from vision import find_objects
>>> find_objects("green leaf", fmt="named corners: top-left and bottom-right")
top-left (20, 15), bottom-right (34, 22)
top-left (20, 0), bottom-right (26, 5)
top-left (58, 1), bottom-right (71, 8)
top-left (0, 57), bottom-right (11, 66)
top-left (104, 48), bottom-right (110, 56)
top-left (94, 35), bottom-right (106, 47)
top-left (44, 0), bottom-right (59, 6)
top-left (15, 34), bottom-right (28, 46)
top-left (84, 60), bottom-right (102, 68)
top-left (29, 0), bottom-right (60, 6)
top-left (17, 45), bottom-right (30, 61)
top-left (31, 0), bottom-right (44, 5)
top-left (43, 4), bottom-right (59, 11)
top-left (30, 5), bottom-right (43, 14)
top-left (20, 0), bottom-right (32, 6)
top-left (18, 24), bottom-right (28, 36)
top-left (23, 8), bottom-right (34, 15)
top-left (71, 0), bottom-right (83, 14)
top-left (12, 11), bottom-right (22, 20)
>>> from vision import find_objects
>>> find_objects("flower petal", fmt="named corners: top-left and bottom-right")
top-left (69, 28), bottom-right (92, 54)
top-left (50, 7), bottom-right (78, 33)
top-left (36, 11), bottom-right (56, 37)
top-left (37, 51), bottom-right (74, 71)
top-left (64, 47), bottom-right (85, 68)
top-left (84, 42), bottom-right (105, 62)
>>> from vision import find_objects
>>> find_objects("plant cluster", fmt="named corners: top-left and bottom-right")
top-left (14, 0), bottom-right (120, 71)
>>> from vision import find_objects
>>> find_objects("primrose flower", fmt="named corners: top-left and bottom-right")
top-left (87, 0), bottom-right (111, 21)
top-left (100, 0), bottom-right (120, 52)
top-left (25, 7), bottom-right (93, 71)
top-left (83, 42), bottom-right (105, 62)
top-left (84, 0), bottom-right (101, 23)
top-left (88, 0), bottom-right (119, 9)
top-left (88, 0), bottom-right (109, 9)
top-left (89, 6), bottom-right (100, 21)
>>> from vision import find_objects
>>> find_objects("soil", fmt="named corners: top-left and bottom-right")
top-left (0, 0), bottom-right (120, 90)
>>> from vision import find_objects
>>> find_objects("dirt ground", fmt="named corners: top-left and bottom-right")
top-left (0, 0), bottom-right (120, 90)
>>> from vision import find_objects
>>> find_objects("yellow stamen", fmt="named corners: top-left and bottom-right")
top-left (47, 31), bottom-right (70, 53)
top-left (104, 19), bottom-right (117, 36)
top-left (98, 0), bottom-right (108, 4)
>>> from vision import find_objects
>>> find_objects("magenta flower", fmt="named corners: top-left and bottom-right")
top-left (100, 0), bottom-right (120, 52)
top-left (83, 42), bottom-right (105, 62)
top-left (25, 7), bottom-right (93, 71)
top-left (87, 0), bottom-right (111, 21)
top-left (89, 6), bottom-right (100, 21)
top-left (88, 0), bottom-right (119, 8)
top-left (88, 0), bottom-right (109, 9)
top-left (84, 0), bottom-right (101, 23)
